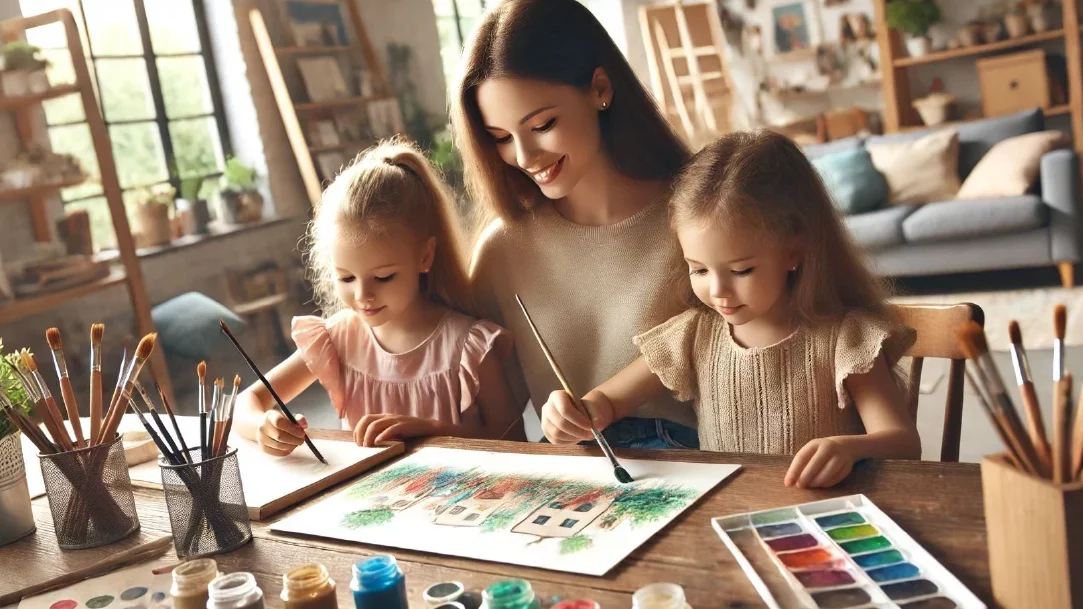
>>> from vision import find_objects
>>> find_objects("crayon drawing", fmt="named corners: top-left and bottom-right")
top-left (272, 447), bottom-right (739, 575)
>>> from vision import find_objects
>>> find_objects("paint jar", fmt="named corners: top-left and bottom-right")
top-left (632, 583), bottom-right (692, 609)
top-left (170, 558), bottom-right (219, 609)
top-left (553, 601), bottom-right (600, 609)
top-left (207, 572), bottom-right (264, 609)
top-left (432, 604), bottom-right (465, 609)
top-left (424, 581), bottom-right (465, 607)
top-left (480, 579), bottom-right (541, 609)
top-left (282, 564), bottom-right (337, 609)
top-left (350, 555), bottom-right (407, 609)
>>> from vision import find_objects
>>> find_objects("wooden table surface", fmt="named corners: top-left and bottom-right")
top-left (2, 436), bottom-right (991, 608)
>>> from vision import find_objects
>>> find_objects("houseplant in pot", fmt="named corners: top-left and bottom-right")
top-left (0, 341), bottom-right (37, 546)
top-left (0, 41), bottom-right (48, 96)
top-left (133, 184), bottom-right (174, 248)
top-left (219, 157), bottom-right (263, 225)
top-left (176, 175), bottom-right (212, 236)
top-left (886, 0), bottom-right (941, 58)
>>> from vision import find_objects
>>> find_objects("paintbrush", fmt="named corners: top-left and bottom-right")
top-left (198, 361), bottom-right (207, 462)
top-left (19, 352), bottom-right (74, 452)
top-left (7, 362), bottom-right (61, 451)
top-left (963, 365), bottom-right (1021, 470)
top-left (99, 334), bottom-right (157, 445)
top-left (208, 378), bottom-right (223, 458)
top-left (1053, 374), bottom-right (1073, 483)
top-left (1055, 304), bottom-right (1068, 382)
top-left (218, 375), bottom-right (240, 457)
top-left (46, 328), bottom-right (85, 448)
top-left (89, 323), bottom-right (104, 445)
top-left (219, 320), bottom-right (326, 464)
top-left (134, 381), bottom-right (183, 464)
top-left (127, 397), bottom-right (180, 466)
top-left (154, 378), bottom-right (192, 463)
top-left (1008, 321), bottom-right (1052, 476)
top-left (957, 322), bottom-right (1042, 476)
top-left (514, 294), bottom-right (633, 484)
top-left (0, 388), bottom-right (57, 454)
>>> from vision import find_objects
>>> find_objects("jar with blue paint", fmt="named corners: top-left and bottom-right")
top-left (480, 579), bottom-right (540, 609)
top-left (350, 555), bottom-right (407, 609)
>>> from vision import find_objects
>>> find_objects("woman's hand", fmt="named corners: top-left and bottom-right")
top-left (258, 410), bottom-right (309, 456)
top-left (784, 437), bottom-right (855, 488)
top-left (352, 414), bottom-right (451, 446)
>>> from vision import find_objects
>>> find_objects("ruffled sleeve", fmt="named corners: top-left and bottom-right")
top-left (458, 320), bottom-right (514, 412)
top-left (632, 309), bottom-right (702, 402)
top-left (291, 314), bottom-right (348, 418)
top-left (833, 310), bottom-right (917, 409)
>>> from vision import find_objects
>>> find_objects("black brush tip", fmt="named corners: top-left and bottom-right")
top-left (615, 466), bottom-right (634, 484)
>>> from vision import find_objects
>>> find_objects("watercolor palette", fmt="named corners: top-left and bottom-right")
top-left (712, 495), bottom-right (984, 609)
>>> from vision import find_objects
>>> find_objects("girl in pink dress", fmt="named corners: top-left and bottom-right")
top-left (235, 140), bottom-right (523, 455)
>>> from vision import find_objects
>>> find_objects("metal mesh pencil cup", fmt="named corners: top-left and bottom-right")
top-left (159, 447), bottom-right (251, 557)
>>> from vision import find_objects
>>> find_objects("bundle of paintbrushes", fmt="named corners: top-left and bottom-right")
top-left (0, 325), bottom-right (153, 548)
top-left (956, 304), bottom-right (1083, 483)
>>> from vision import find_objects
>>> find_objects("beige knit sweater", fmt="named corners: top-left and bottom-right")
top-left (470, 199), bottom-right (697, 428)
top-left (634, 308), bottom-right (915, 454)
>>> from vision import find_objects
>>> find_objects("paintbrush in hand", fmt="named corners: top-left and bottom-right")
top-left (515, 294), bottom-right (633, 484)
top-left (1008, 321), bottom-right (1052, 476)
top-left (219, 320), bottom-right (326, 464)
top-left (46, 328), bottom-right (85, 448)
top-left (89, 323), bottom-right (104, 445)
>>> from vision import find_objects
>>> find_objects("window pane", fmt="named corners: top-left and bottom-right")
top-left (109, 122), bottom-right (168, 188)
top-left (65, 197), bottom-right (115, 252)
top-left (145, 0), bottom-right (201, 54)
top-left (19, 0), bottom-right (72, 48)
top-left (158, 56), bottom-right (213, 118)
top-left (42, 50), bottom-right (84, 124)
top-left (170, 117), bottom-right (223, 178)
top-left (48, 123), bottom-right (103, 200)
top-left (83, 0), bottom-right (143, 56)
top-left (96, 58), bottom-right (155, 122)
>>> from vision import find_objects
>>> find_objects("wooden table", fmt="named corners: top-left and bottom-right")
top-left (2, 437), bottom-right (992, 608)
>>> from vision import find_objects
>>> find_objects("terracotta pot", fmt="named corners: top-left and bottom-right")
top-left (1005, 13), bottom-right (1029, 38)
top-left (177, 198), bottom-right (212, 234)
top-left (982, 20), bottom-right (1004, 44)
top-left (220, 190), bottom-right (263, 224)
top-left (957, 22), bottom-right (982, 47)
top-left (27, 69), bottom-right (48, 94)
top-left (0, 70), bottom-right (29, 97)
top-left (913, 93), bottom-right (956, 127)
top-left (135, 202), bottom-right (172, 247)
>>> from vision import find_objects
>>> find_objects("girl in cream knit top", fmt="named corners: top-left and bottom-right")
top-left (542, 131), bottom-right (922, 489)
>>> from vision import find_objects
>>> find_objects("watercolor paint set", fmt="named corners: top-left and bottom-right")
top-left (712, 495), bottom-right (984, 609)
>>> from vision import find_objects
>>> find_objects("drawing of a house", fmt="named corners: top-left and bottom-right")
top-left (511, 494), bottom-right (615, 538)
top-left (433, 490), bottom-right (507, 527)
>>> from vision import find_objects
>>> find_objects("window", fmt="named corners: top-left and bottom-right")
top-left (20, 0), bottom-right (230, 252)
top-left (532, 515), bottom-right (550, 525)
top-left (431, 0), bottom-right (486, 89)
top-left (449, 506), bottom-right (466, 515)
top-left (574, 503), bottom-right (594, 513)
top-left (464, 513), bottom-right (479, 522)
top-left (559, 519), bottom-right (578, 528)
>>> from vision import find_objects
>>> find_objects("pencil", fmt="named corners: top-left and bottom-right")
top-left (219, 320), bottom-right (326, 464)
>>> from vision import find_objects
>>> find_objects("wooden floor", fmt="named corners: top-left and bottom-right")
top-left (1, 436), bottom-right (992, 608)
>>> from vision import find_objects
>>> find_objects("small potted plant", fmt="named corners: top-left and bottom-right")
top-left (176, 175), bottom-right (212, 235)
top-left (133, 183), bottom-right (175, 247)
top-left (886, 0), bottom-right (942, 58)
top-left (0, 342), bottom-right (37, 546)
top-left (219, 157), bottom-right (264, 225)
top-left (0, 41), bottom-right (48, 96)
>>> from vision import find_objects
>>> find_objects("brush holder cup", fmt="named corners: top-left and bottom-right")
top-left (982, 453), bottom-right (1083, 608)
top-left (0, 431), bottom-right (36, 546)
top-left (159, 447), bottom-right (251, 558)
top-left (38, 434), bottom-right (140, 549)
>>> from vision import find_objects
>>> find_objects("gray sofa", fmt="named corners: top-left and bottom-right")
top-left (804, 108), bottom-right (1083, 287)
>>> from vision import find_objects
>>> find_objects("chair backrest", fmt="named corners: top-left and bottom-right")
top-left (888, 303), bottom-right (984, 462)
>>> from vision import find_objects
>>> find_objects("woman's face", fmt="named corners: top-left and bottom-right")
top-left (476, 76), bottom-right (610, 201)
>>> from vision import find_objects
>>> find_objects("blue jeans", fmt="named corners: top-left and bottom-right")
top-left (598, 418), bottom-right (699, 450)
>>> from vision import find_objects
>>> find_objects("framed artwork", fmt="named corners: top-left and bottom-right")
top-left (281, 0), bottom-right (350, 47)
top-left (307, 118), bottom-right (341, 147)
top-left (297, 56), bottom-right (349, 101)
top-left (771, 1), bottom-right (821, 58)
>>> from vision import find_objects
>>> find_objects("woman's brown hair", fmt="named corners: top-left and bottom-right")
top-left (452, 0), bottom-right (689, 225)
top-left (670, 130), bottom-right (891, 324)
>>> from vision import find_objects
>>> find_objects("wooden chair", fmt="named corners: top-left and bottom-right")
top-left (889, 303), bottom-right (984, 462)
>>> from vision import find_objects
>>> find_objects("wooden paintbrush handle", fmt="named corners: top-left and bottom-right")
top-left (43, 396), bottom-right (74, 452)
top-left (89, 371), bottom-right (102, 444)
top-left (995, 392), bottom-right (1043, 477)
top-left (60, 379), bottom-right (85, 448)
top-left (1020, 381), bottom-right (1052, 476)
top-left (1073, 387), bottom-right (1083, 481)
top-left (97, 383), bottom-right (125, 445)
top-left (1054, 375), bottom-right (1073, 483)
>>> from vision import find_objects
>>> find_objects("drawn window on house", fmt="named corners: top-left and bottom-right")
top-left (532, 515), bottom-right (550, 525)
top-left (449, 506), bottom-right (466, 515)
top-left (560, 519), bottom-right (578, 528)
top-left (465, 513), bottom-right (480, 522)
top-left (574, 503), bottom-right (594, 513)
top-left (392, 500), bottom-right (410, 508)
top-left (549, 502), bottom-right (564, 509)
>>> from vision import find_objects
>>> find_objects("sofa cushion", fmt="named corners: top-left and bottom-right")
top-left (812, 147), bottom-right (887, 215)
top-left (867, 129), bottom-right (961, 205)
top-left (803, 136), bottom-right (863, 160)
top-left (844, 205), bottom-right (919, 250)
top-left (152, 292), bottom-right (247, 361)
top-left (901, 195), bottom-right (1049, 243)
top-left (958, 130), bottom-right (1070, 198)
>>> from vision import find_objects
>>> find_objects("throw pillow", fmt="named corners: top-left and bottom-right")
top-left (151, 291), bottom-right (247, 361)
top-left (867, 129), bottom-right (961, 205)
top-left (811, 147), bottom-right (888, 215)
top-left (957, 130), bottom-right (1070, 199)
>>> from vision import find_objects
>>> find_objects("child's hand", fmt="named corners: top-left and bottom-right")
top-left (353, 414), bottom-right (448, 446)
top-left (785, 438), bottom-right (855, 488)
top-left (258, 410), bottom-right (309, 456)
top-left (541, 390), bottom-right (612, 444)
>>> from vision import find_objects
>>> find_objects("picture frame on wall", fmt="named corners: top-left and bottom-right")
top-left (297, 56), bottom-right (349, 102)
top-left (770, 1), bottom-right (821, 58)
top-left (281, 0), bottom-right (350, 47)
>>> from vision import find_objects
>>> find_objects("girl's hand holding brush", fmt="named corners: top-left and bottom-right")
top-left (259, 410), bottom-right (309, 457)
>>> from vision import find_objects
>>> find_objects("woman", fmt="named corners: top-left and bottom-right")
top-left (453, 0), bottom-right (698, 449)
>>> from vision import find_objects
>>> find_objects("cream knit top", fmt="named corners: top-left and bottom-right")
top-left (634, 308), bottom-right (915, 454)
top-left (470, 199), bottom-right (697, 428)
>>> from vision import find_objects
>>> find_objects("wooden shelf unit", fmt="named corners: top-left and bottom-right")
top-left (873, 0), bottom-right (1083, 150)
top-left (0, 9), bottom-right (173, 400)
top-left (897, 103), bottom-right (1072, 133)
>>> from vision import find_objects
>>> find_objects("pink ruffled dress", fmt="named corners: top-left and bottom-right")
top-left (291, 308), bottom-right (512, 429)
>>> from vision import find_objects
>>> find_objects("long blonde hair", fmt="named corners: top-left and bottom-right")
top-left (305, 138), bottom-right (474, 316)
top-left (669, 130), bottom-right (891, 324)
